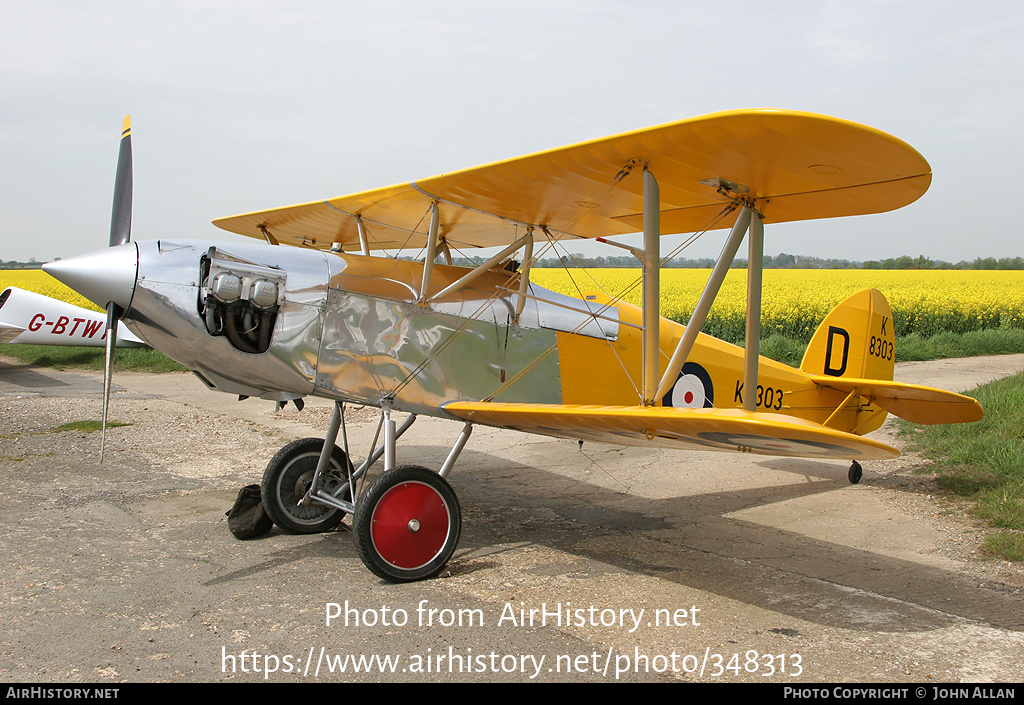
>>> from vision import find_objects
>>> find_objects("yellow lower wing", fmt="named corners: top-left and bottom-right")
top-left (444, 402), bottom-right (899, 460)
top-left (808, 376), bottom-right (983, 425)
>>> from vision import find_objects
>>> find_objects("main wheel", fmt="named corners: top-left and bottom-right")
top-left (261, 437), bottom-right (353, 534)
top-left (353, 465), bottom-right (461, 582)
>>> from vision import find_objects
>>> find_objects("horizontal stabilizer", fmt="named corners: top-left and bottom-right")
top-left (808, 376), bottom-right (983, 425)
top-left (444, 401), bottom-right (899, 460)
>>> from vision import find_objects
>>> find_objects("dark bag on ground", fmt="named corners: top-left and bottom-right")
top-left (227, 484), bottom-right (273, 539)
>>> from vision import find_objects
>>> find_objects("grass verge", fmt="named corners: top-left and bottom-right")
top-left (51, 420), bottom-right (131, 433)
top-left (898, 372), bottom-right (1024, 562)
top-left (5, 327), bottom-right (1024, 373)
top-left (896, 328), bottom-right (1024, 362)
top-left (0, 344), bottom-right (187, 373)
top-left (756, 328), bottom-right (1024, 368)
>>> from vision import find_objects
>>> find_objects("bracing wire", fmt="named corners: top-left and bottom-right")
top-left (383, 162), bottom-right (748, 405)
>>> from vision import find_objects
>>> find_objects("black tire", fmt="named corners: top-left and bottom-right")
top-left (353, 465), bottom-right (461, 582)
top-left (848, 460), bottom-right (863, 484)
top-left (261, 437), bottom-right (353, 534)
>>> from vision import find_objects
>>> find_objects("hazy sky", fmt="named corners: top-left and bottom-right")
top-left (2, 1), bottom-right (1021, 263)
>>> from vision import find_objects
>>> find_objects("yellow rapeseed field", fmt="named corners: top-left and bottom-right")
top-left (0, 270), bottom-right (101, 312)
top-left (531, 268), bottom-right (1024, 342)
top-left (5, 268), bottom-right (1022, 343)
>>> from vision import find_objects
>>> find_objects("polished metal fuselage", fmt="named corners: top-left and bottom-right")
top-left (125, 240), bottom-right (617, 417)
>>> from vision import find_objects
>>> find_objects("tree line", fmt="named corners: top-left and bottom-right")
top-left (6, 254), bottom-right (1024, 271)
top-left (525, 253), bottom-right (1024, 270)
top-left (0, 259), bottom-right (44, 269)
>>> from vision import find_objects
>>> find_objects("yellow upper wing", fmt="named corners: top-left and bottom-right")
top-left (213, 109), bottom-right (931, 252)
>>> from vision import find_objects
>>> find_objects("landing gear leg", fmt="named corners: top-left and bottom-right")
top-left (350, 411), bottom-right (472, 582)
top-left (265, 400), bottom-right (473, 581)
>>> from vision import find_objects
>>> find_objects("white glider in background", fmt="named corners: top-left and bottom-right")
top-left (0, 286), bottom-right (144, 347)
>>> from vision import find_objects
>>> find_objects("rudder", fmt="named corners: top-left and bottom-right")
top-left (801, 288), bottom-right (895, 382)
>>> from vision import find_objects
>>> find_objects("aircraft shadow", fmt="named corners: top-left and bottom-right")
top-left (350, 441), bottom-right (1024, 634)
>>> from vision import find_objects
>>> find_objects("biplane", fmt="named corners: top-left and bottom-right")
top-left (45, 110), bottom-right (983, 581)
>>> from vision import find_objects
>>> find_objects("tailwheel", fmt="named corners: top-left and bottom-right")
top-left (848, 460), bottom-right (863, 484)
top-left (354, 465), bottom-right (461, 582)
top-left (261, 437), bottom-right (352, 534)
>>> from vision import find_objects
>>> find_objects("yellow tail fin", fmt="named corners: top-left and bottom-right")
top-left (801, 288), bottom-right (895, 382)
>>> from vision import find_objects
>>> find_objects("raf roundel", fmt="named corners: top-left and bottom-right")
top-left (664, 362), bottom-right (714, 409)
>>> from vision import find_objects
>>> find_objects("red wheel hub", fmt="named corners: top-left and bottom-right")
top-left (370, 481), bottom-right (451, 569)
